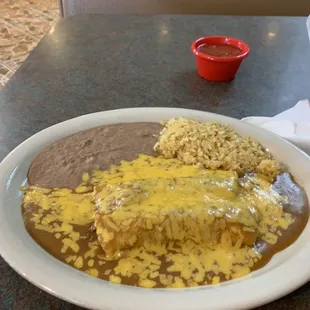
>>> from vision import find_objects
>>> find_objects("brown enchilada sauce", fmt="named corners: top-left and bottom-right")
top-left (22, 123), bottom-right (309, 288)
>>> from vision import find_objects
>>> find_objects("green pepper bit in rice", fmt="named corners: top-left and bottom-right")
top-left (154, 118), bottom-right (282, 179)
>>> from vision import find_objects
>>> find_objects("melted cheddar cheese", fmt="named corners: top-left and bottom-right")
top-left (22, 155), bottom-right (295, 288)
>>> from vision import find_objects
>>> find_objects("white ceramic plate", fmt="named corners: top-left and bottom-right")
top-left (0, 108), bottom-right (309, 310)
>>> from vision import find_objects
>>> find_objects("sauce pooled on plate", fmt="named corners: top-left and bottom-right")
top-left (22, 122), bottom-right (309, 288)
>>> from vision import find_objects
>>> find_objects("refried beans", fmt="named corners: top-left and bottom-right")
top-left (28, 123), bottom-right (162, 189)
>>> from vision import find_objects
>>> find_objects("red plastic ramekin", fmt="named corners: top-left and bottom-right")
top-left (191, 36), bottom-right (250, 82)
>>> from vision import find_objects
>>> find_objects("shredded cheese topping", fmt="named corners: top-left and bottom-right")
top-left (22, 155), bottom-right (295, 288)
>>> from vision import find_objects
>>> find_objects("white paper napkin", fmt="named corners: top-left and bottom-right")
top-left (242, 99), bottom-right (310, 155)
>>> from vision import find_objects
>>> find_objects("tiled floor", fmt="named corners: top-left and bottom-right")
top-left (0, 0), bottom-right (59, 88)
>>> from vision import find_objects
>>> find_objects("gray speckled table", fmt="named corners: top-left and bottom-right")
top-left (0, 14), bottom-right (310, 310)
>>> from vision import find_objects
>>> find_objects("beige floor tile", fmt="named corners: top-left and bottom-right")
top-left (0, 63), bottom-right (15, 88)
top-left (33, 0), bottom-right (60, 14)
top-left (3, 1), bottom-right (58, 37)
top-left (5, 9), bottom-right (56, 38)
top-left (0, 22), bottom-right (38, 71)
top-left (0, 0), bottom-right (59, 88)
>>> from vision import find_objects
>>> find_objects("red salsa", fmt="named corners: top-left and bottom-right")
top-left (197, 43), bottom-right (242, 57)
